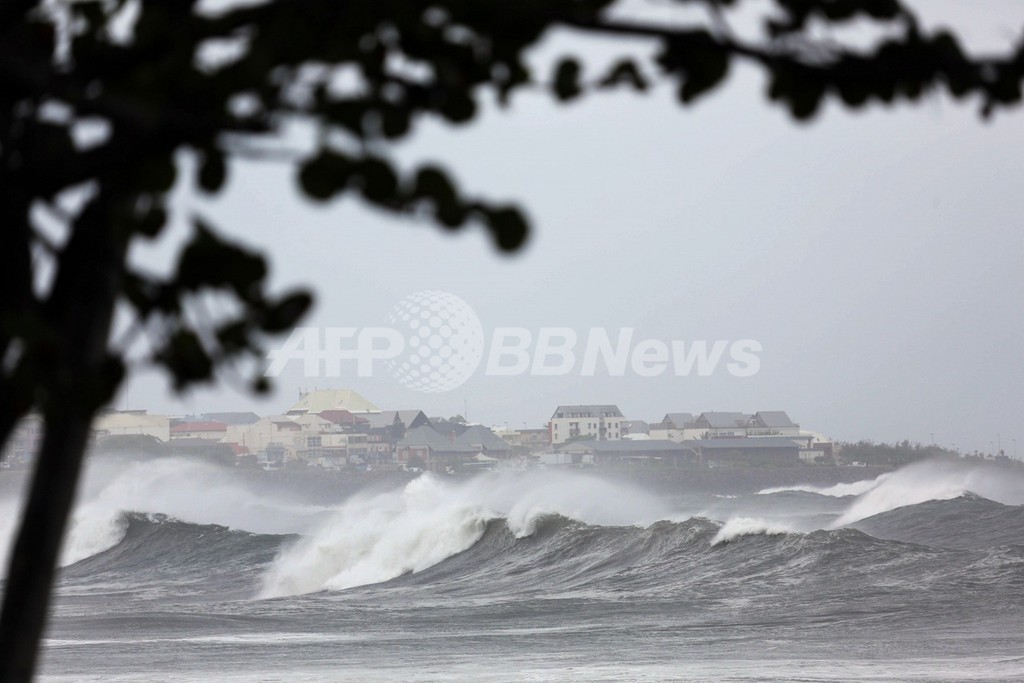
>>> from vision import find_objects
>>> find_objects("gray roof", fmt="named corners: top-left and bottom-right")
top-left (660, 413), bottom-right (695, 429)
top-left (455, 425), bottom-right (510, 451)
top-left (363, 410), bottom-right (430, 429)
top-left (397, 426), bottom-right (476, 452)
top-left (750, 411), bottom-right (797, 428)
top-left (200, 412), bottom-right (261, 425)
top-left (551, 405), bottom-right (623, 419)
top-left (696, 412), bottom-right (751, 428)
top-left (622, 420), bottom-right (650, 434)
top-left (690, 437), bottom-right (804, 450)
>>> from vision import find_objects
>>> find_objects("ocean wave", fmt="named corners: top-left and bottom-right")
top-left (51, 498), bottom-right (1024, 605)
top-left (832, 460), bottom-right (1024, 527)
top-left (758, 476), bottom-right (887, 498)
top-left (850, 494), bottom-right (1024, 549)
top-left (61, 512), bottom-right (288, 598)
top-left (7, 459), bottom-right (1023, 600)
top-left (259, 471), bottom-right (674, 598)
top-left (710, 517), bottom-right (794, 545)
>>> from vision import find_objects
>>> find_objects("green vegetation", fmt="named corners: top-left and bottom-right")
top-left (837, 440), bottom-right (959, 467)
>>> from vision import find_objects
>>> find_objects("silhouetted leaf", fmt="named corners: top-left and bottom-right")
top-left (158, 329), bottom-right (214, 389)
top-left (177, 218), bottom-right (267, 299)
top-left (553, 58), bottom-right (583, 101)
top-left (357, 157), bottom-right (399, 203)
top-left (298, 151), bottom-right (352, 201)
top-left (485, 206), bottom-right (529, 251)
top-left (197, 149), bottom-right (227, 193)
top-left (598, 60), bottom-right (649, 92)
top-left (261, 291), bottom-right (313, 332)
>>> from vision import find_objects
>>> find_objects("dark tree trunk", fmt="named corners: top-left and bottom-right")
top-left (0, 187), bottom-right (127, 683)
top-left (0, 409), bottom-right (95, 682)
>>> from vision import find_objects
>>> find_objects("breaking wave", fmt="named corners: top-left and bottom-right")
top-left (710, 517), bottom-right (793, 545)
top-left (831, 459), bottom-right (1024, 526)
top-left (259, 471), bottom-right (673, 597)
top-left (758, 476), bottom-right (887, 498)
top-left (4, 459), bottom-right (1023, 603)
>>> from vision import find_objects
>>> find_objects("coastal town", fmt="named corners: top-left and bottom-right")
top-left (2, 388), bottom-right (873, 474)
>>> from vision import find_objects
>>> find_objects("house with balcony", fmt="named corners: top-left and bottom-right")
top-left (548, 405), bottom-right (625, 445)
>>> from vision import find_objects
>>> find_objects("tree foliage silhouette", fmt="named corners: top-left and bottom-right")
top-left (2, 0), bottom-right (1024, 680)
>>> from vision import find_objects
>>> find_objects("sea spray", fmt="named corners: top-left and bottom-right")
top-left (260, 475), bottom-right (492, 597)
top-left (833, 459), bottom-right (1024, 526)
top-left (710, 517), bottom-right (793, 545)
top-left (259, 470), bottom-right (675, 597)
top-left (758, 475), bottom-right (888, 498)
top-left (1, 456), bottom-right (335, 576)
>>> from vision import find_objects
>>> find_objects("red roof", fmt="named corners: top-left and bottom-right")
top-left (171, 421), bottom-right (227, 433)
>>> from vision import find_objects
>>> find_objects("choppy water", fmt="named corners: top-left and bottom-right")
top-left (3, 458), bottom-right (1023, 681)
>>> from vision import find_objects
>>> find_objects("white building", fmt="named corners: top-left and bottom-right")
top-left (223, 415), bottom-right (303, 454)
top-left (649, 413), bottom-right (702, 442)
top-left (548, 405), bottom-right (624, 445)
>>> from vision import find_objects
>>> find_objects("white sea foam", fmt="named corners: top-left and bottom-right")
top-left (758, 475), bottom-right (888, 498)
top-left (710, 517), bottom-right (793, 545)
top-left (259, 471), bottom-right (674, 598)
top-left (0, 457), bottom-right (336, 574)
top-left (832, 460), bottom-right (1024, 527)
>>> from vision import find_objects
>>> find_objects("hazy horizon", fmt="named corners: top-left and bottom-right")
top-left (116, 6), bottom-right (1024, 456)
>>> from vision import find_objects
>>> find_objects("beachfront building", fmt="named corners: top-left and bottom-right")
top-left (689, 437), bottom-right (807, 467)
top-left (649, 411), bottom-right (803, 442)
top-left (169, 420), bottom-right (228, 441)
top-left (456, 425), bottom-right (512, 460)
top-left (198, 412), bottom-right (261, 426)
top-left (222, 415), bottom-right (303, 456)
top-left (744, 411), bottom-right (801, 437)
top-left (556, 439), bottom-right (699, 468)
top-left (285, 388), bottom-right (380, 416)
top-left (648, 413), bottom-right (700, 442)
top-left (548, 405), bottom-right (625, 445)
top-left (395, 426), bottom-right (477, 473)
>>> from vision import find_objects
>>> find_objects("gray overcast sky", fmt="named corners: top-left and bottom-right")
top-left (124, 5), bottom-right (1024, 455)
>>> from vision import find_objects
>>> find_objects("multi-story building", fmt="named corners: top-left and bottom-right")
top-left (548, 405), bottom-right (624, 445)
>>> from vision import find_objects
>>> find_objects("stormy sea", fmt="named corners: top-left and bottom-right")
top-left (2, 459), bottom-right (1022, 682)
